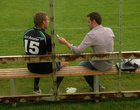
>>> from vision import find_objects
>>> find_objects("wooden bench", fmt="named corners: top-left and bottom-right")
top-left (0, 51), bottom-right (140, 103)
top-left (0, 66), bottom-right (140, 104)
top-left (0, 66), bottom-right (140, 94)
top-left (0, 66), bottom-right (117, 94)
top-left (1, 66), bottom-right (140, 79)
top-left (0, 66), bottom-right (118, 79)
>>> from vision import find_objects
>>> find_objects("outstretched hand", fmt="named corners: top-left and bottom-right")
top-left (57, 37), bottom-right (73, 49)
top-left (57, 37), bottom-right (67, 45)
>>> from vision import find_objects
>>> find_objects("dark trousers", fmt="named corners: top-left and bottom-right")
top-left (28, 62), bottom-right (63, 91)
top-left (34, 62), bottom-right (63, 91)
top-left (34, 77), bottom-right (63, 91)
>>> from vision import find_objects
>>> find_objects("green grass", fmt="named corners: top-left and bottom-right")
top-left (0, 0), bottom-right (140, 109)
top-left (1, 99), bottom-right (140, 110)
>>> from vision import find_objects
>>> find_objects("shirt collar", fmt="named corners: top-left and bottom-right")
top-left (92, 25), bottom-right (103, 30)
top-left (33, 27), bottom-right (45, 31)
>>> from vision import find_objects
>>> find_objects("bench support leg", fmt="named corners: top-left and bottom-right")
top-left (10, 78), bottom-right (16, 96)
top-left (93, 76), bottom-right (99, 92)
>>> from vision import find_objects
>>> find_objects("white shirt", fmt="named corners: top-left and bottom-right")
top-left (71, 25), bottom-right (115, 71)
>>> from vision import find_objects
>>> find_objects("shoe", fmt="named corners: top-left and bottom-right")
top-left (33, 89), bottom-right (42, 94)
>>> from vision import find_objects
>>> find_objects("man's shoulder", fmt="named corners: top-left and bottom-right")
top-left (87, 29), bottom-right (96, 36)
top-left (103, 27), bottom-right (113, 31)
top-left (24, 28), bottom-right (34, 35)
top-left (24, 28), bottom-right (45, 35)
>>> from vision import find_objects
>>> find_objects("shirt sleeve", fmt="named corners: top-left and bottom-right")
top-left (71, 34), bottom-right (93, 54)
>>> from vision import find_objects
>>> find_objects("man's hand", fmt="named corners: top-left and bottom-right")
top-left (58, 37), bottom-right (73, 49)
top-left (58, 37), bottom-right (67, 45)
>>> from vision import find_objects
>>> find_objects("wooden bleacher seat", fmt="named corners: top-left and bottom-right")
top-left (0, 51), bottom-right (140, 103)
top-left (0, 66), bottom-right (140, 79)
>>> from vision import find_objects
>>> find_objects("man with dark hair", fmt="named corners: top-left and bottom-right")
top-left (87, 12), bottom-right (102, 25)
top-left (58, 12), bottom-right (115, 91)
top-left (24, 12), bottom-right (64, 94)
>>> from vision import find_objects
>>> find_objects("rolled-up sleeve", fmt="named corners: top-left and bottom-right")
top-left (71, 34), bottom-right (93, 54)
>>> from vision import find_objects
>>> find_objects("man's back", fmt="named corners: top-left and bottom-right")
top-left (88, 25), bottom-right (114, 53)
top-left (24, 28), bottom-right (51, 55)
top-left (88, 25), bottom-right (115, 71)
top-left (23, 28), bottom-right (52, 74)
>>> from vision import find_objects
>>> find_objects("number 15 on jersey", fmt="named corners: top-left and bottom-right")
top-left (24, 39), bottom-right (40, 54)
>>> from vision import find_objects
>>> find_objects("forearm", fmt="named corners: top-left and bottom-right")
top-left (64, 39), bottom-right (86, 54)
top-left (64, 40), bottom-right (73, 49)
top-left (58, 37), bottom-right (84, 54)
top-left (62, 40), bottom-right (81, 54)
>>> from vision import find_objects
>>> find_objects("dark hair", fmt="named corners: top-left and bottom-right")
top-left (34, 12), bottom-right (48, 27)
top-left (87, 12), bottom-right (102, 25)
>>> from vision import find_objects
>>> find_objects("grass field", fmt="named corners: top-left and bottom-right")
top-left (0, 0), bottom-right (140, 109)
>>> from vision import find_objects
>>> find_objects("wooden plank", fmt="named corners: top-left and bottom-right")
top-left (56, 66), bottom-right (117, 77)
top-left (57, 51), bottom-right (140, 61)
top-left (0, 51), bottom-right (140, 64)
top-left (0, 66), bottom-right (116, 78)
top-left (0, 66), bottom-right (140, 78)
top-left (0, 90), bottom-right (140, 103)
top-left (0, 68), bottom-right (52, 78)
